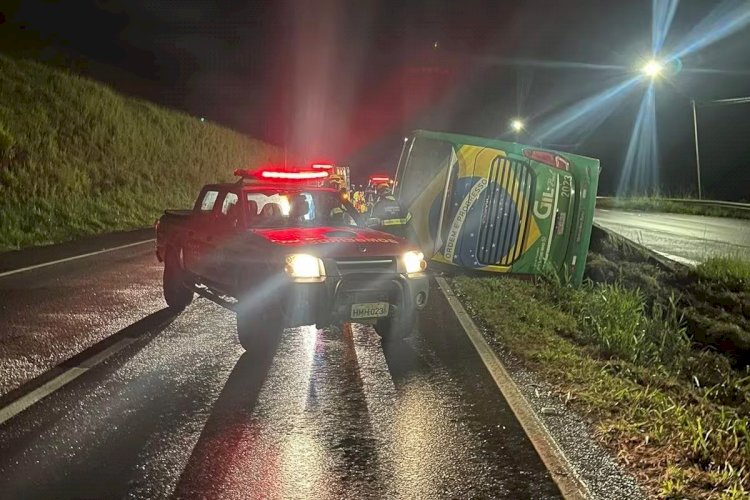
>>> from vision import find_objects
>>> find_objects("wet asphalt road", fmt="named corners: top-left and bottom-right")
top-left (595, 209), bottom-right (750, 265)
top-left (0, 241), bottom-right (163, 395)
top-left (0, 246), bottom-right (560, 498)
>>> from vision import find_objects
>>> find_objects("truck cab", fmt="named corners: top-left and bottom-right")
top-left (156, 166), bottom-right (429, 351)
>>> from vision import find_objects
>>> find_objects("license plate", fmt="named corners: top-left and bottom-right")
top-left (350, 302), bottom-right (389, 319)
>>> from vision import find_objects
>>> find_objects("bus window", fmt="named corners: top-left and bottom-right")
top-left (398, 138), bottom-right (455, 208)
top-left (396, 137), bottom-right (457, 256)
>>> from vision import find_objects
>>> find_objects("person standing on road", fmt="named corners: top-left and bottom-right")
top-left (371, 183), bottom-right (411, 239)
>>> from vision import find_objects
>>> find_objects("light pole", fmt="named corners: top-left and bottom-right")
top-left (688, 96), bottom-right (750, 200)
top-left (635, 55), bottom-right (750, 200)
top-left (691, 99), bottom-right (702, 199)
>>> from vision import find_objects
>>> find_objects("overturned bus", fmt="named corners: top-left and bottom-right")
top-left (394, 130), bottom-right (600, 285)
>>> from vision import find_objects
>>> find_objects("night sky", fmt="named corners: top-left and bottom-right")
top-left (1, 0), bottom-right (749, 199)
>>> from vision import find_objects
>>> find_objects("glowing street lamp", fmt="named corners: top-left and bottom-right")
top-left (641, 59), bottom-right (663, 79)
top-left (510, 119), bottom-right (525, 132)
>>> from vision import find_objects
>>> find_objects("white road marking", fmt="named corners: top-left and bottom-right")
top-left (0, 338), bottom-right (137, 425)
top-left (0, 239), bottom-right (154, 278)
top-left (436, 276), bottom-right (589, 500)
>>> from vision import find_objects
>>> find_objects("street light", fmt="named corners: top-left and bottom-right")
top-left (641, 59), bottom-right (663, 79)
top-left (510, 119), bottom-right (524, 132)
top-left (632, 55), bottom-right (750, 200)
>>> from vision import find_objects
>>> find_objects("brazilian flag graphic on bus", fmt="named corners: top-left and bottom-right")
top-left (395, 130), bottom-right (599, 285)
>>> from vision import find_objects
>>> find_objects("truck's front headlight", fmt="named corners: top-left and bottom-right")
top-left (402, 251), bottom-right (426, 274)
top-left (285, 254), bottom-right (325, 279)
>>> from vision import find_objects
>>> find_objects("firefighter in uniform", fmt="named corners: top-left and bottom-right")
top-left (371, 184), bottom-right (411, 239)
top-left (330, 187), bottom-right (356, 226)
top-left (352, 188), bottom-right (367, 213)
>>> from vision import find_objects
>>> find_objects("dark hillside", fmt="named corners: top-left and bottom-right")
top-left (0, 54), bottom-right (279, 250)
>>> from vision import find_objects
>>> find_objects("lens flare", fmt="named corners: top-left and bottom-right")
top-left (670, 1), bottom-right (750, 60)
top-left (617, 85), bottom-right (659, 196)
top-left (535, 77), bottom-right (641, 145)
top-left (652, 0), bottom-right (679, 54)
top-left (641, 60), bottom-right (664, 78)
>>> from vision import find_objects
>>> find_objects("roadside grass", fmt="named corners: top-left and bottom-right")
top-left (588, 233), bottom-right (750, 368)
top-left (694, 257), bottom-right (750, 294)
top-left (0, 53), bottom-right (279, 251)
top-left (452, 275), bottom-right (750, 498)
top-left (596, 196), bottom-right (750, 220)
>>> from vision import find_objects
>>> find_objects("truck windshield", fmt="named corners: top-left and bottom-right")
top-left (245, 190), bottom-right (360, 228)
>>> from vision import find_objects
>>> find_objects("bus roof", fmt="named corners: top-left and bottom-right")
top-left (410, 129), bottom-right (599, 163)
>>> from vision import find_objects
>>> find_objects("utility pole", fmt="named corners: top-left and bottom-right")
top-left (691, 99), bottom-right (702, 200)
top-left (689, 96), bottom-right (750, 201)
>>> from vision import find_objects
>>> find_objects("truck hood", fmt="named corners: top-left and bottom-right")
top-left (250, 227), bottom-right (412, 258)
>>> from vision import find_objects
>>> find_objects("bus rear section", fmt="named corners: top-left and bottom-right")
top-left (394, 130), bottom-right (599, 285)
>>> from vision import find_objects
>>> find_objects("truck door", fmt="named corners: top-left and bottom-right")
top-left (183, 187), bottom-right (220, 276)
top-left (212, 189), bottom-right (243, 287)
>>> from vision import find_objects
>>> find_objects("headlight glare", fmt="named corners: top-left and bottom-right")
top-left (285, 254), bottom-right (324, 278)
top-left (403, 251), bottom-right (426, 274)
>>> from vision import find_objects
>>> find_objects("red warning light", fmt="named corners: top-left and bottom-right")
top-left (234, 167), bottom-right (330, 181)
top-left (369, 175), bottom-right (391, 183)
top-left (260, 170), bottom-right (329, 180)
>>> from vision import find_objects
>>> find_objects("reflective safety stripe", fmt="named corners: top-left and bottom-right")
top-left (382, 213), bottom-right (411, 226)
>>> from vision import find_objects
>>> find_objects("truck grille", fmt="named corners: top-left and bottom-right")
top-left (477, 156), bottom-right (533, 266)
top-left (334, 258), bottom-right (396, 274)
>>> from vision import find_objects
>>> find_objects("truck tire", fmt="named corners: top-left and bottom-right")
top-left (236, 303), bottom-right (283, 352)
top-left (163, 247), bottom-right (193, 311)
top-left (375, 307), bottom-right (416, 342)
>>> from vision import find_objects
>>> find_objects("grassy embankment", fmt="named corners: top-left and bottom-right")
top-left (0, 53), bottom-right (279, 251)
top-left (597, 196), bottom-right (750, 220)
top-left (453, 243), bottom-right (750, 498)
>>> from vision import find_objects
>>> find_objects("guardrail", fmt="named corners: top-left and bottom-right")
top-left (596, 196), bottom-right (750, 214)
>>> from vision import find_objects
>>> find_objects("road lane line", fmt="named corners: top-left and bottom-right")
top-left (435, 276), bottom-right (589, 500)
top-left (0, 239), bottom-right (155, 278)
top-left (0, 338), bottom-right (137, 425)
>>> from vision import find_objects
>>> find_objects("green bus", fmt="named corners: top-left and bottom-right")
top-left (394, 130), bottom-right (600, 285)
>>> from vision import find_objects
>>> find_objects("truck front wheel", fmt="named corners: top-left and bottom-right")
top-left (375, 307), bottom-right (416, 342)
top-left (236, 301), bottom-right (283, 352)
top-left (163, 247), bottom-right (194, 311)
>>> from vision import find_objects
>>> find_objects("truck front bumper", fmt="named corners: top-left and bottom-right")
top-left (282, 272), bottom-right (429, 329)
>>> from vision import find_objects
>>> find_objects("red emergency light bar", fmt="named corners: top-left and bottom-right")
top-left (261, 170), bottom-right (329, 180)
top-left (234, 167), bottom-right (329, 181)
top-left (311, 163), bottom-right (334, 170)
top-left (523, 149), bottom-right (570, 171)
top-left (369, 176), bottom-right (391, 183)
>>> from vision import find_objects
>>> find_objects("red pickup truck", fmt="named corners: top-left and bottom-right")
top-left (155, 167), bottom-right (429, 351)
